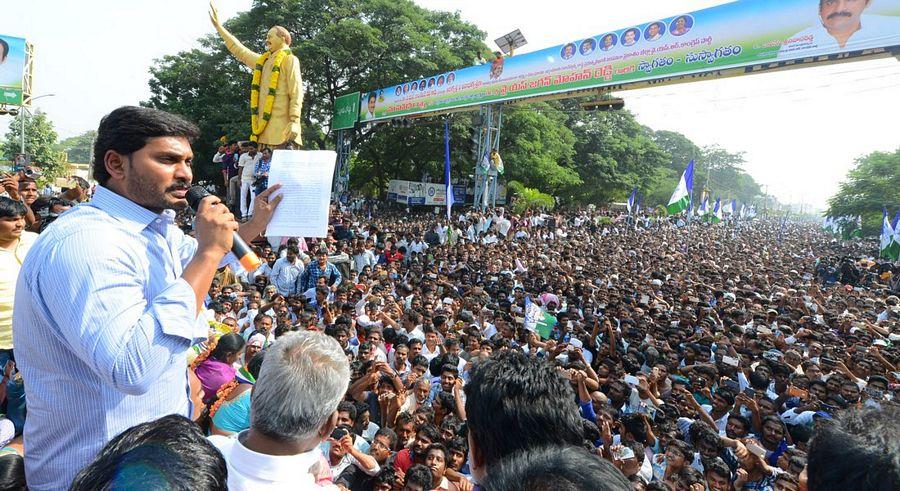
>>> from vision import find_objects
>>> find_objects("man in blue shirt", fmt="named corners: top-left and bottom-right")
top-left (12, 106), bottom-right (282, 490)
top-left (296, 248), bottom-right (343, 294)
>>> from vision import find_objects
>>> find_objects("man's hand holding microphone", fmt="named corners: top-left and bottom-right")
top-left (182, 185), bottom-right (282, 314)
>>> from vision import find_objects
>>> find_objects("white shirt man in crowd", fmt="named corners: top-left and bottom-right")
top-left (237, 143), bottom-right (262, 220)
top-left (271, 245), bottom-right (305, 296)
top-left (210, 331), bottom-right (350, 489)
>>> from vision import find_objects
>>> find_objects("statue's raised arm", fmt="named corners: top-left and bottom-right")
top-left (209, 1), bottom-right (258, 68)
top-left (208, 1), bottom-right (303, 146)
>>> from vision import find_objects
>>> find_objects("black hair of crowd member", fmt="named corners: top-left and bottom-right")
top-left (69, 415), bottom-right (227, 490)
top-left (464, 350), bottom-right (584, 470)
top-left (92, 106), bottom-right (200, 186)
top-left (0, 453), bottom-right (25, 491)
top-left (481, 445), bottom-right (630, 491)
top-left (807, 405), bottom-right (900, 491)
top-left (0, 197), bottom-right (26, 219)
top-left (209, 333), bottom-right (246, 363)
top-left (405, 464), bottom-right (434, 489)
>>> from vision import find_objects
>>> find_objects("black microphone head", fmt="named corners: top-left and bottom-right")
top-left (186, 186), bottom-right (211, 212)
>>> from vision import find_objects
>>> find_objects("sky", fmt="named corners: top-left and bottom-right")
top-left (4, 0), bottom-right (899, 209)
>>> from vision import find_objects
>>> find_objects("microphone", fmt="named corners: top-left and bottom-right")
top-left (186, 186), bottom-right (262, 272)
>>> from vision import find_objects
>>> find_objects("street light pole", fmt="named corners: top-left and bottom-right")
top-left (20, 110), bottom-right (25, 154)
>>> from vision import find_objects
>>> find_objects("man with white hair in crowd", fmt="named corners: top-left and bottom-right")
top-left (209, 331), bottom-right (350, 489)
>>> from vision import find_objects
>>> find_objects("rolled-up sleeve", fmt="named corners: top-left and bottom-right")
top-left (40, 233), bottom-right (201, 396)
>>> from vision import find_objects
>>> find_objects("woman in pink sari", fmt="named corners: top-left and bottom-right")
top-left (192, 333), bottom-right (246, 404)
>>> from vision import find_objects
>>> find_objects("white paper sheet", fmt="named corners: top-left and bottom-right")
top-left (265, 150), bottom-right (336, 238)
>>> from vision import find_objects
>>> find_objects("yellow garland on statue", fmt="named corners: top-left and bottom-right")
top-left (249, 48), bottom-right (291, 142)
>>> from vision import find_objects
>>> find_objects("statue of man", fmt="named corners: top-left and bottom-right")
top-left (209, 2), bottom-right (303, 147)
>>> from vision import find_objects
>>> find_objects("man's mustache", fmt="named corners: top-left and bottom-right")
top-left (827, 11), bottom-right (853, 20)
top-left (167, 182), bottom-right (190, 192)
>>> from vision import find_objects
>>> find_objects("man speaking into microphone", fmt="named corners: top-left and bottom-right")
top-left (13, 106), bottom-right (281, 490)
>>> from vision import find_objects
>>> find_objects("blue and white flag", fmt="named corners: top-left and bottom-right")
top-left (712, 197), bottom-right (722, 223)
top-left (444, 119), bottom-right (454, 219)
top-left (635, 194), bottom-right (642, 216)
top-left (698, 197), bottom-right (709, 216)
top-left (627, 188), bottom-right (637, 215)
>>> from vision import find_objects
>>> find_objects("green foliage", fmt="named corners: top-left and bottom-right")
top-left (498, 103), bottom-right (580, 194)
top-left (652, 130), bottom-right (701, 172)
top-left (693, 145), bottom-right (761, 204)
top-left (55, 130), bottom-right (96, 164)
top-left (567, 107), bottom-right (670, 204)
top-left (2, 111), bottom-right (66, 180)
top-left (507, 180), bottom-right (555, 214)
top-left (827, 147), bottom-right (900, 236)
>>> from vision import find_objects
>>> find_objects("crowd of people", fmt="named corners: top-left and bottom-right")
top-left (1, 108), bottom-right (899, 491)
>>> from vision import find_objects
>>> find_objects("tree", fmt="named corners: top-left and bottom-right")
top-left (507, 180), bottom-right (555, 214)
top-left (652, 130), bottom-right (700, 172)
top-left (688, 145), bottom-right (762, 207)
top-left (2, 111), bottom-right (65, 179)
top-left (568, 107), bottom-right (669, 204)
top-left (828, 147), bottom-right (900, 236)
top-left (55, 130), bottom-right (96, 164)
top-left (498, 102), bottom-right (580, 195)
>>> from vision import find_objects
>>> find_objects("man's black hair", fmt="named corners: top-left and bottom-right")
top-left (440, 363), bottom-right (459, 378)
top-left (434, 391), bottom-right (457, 414)
top-left (69, 415), bottom-right (227, 490)
top-left (441, 415), bottom-right (465, 439)
top-left (447, 435), bottom-right (468, 454)
top-left (748, 369), bottom-right (771, 390)
top-left (727, 413), bottom-right (752, 433)
top-left (481, 445), bottom-right (630, 491)
top-left (0, 38), bottom-right (8, 61)
top-left (374, 465), bottom-right (397, 486)
top-left (417, 422), bottom-right (441, 441)
top-left (703, 456), bottom-right (731, 480)
top-left (808, 405), bottom-right (899, 491)
top-left (337, 400), bottom-right (357, 423)
top-left (410, 354), bottom-right (428, 370)
top-left (405, 464), bottom-right (434, 489)
top-left (375, 427), bottom-right (398, 450)
top-left (464, 350), bottom-right (584, 470)
top-left (620, 413), bottom-right (649, 444)
top-left (0, 197), bottom-right (26, 219)
top-left (0, 453), bottom-right (25, 491)
top-left (92, 106), bottom-right (200, 186)
top-left (787, 423), bottom-right (812, 446)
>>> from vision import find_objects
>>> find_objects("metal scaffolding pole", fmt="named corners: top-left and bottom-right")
top-left (472, 104), bottom-right (503, 210)
top-left (333, 129), bottom-right (353, 202)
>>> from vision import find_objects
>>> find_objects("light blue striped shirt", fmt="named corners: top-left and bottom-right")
top-left (13, 186), bottom-right (211, 490)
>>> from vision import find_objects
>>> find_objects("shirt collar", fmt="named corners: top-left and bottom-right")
top-left (228, 431), bottom-right (322, 482)
top-left (90, 185), bottom-right (173, 235)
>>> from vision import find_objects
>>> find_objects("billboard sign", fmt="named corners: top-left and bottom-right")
top-left (0, 35), bottom-right (27, 105)
top-left (425, 183), bottom-right (445, 206)
top-left (332, 91), bottom-right (360, 131)
top-left (359, 0), bottom-right (900, 121)
top-left (389, 180), bottom-right (498, 206)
